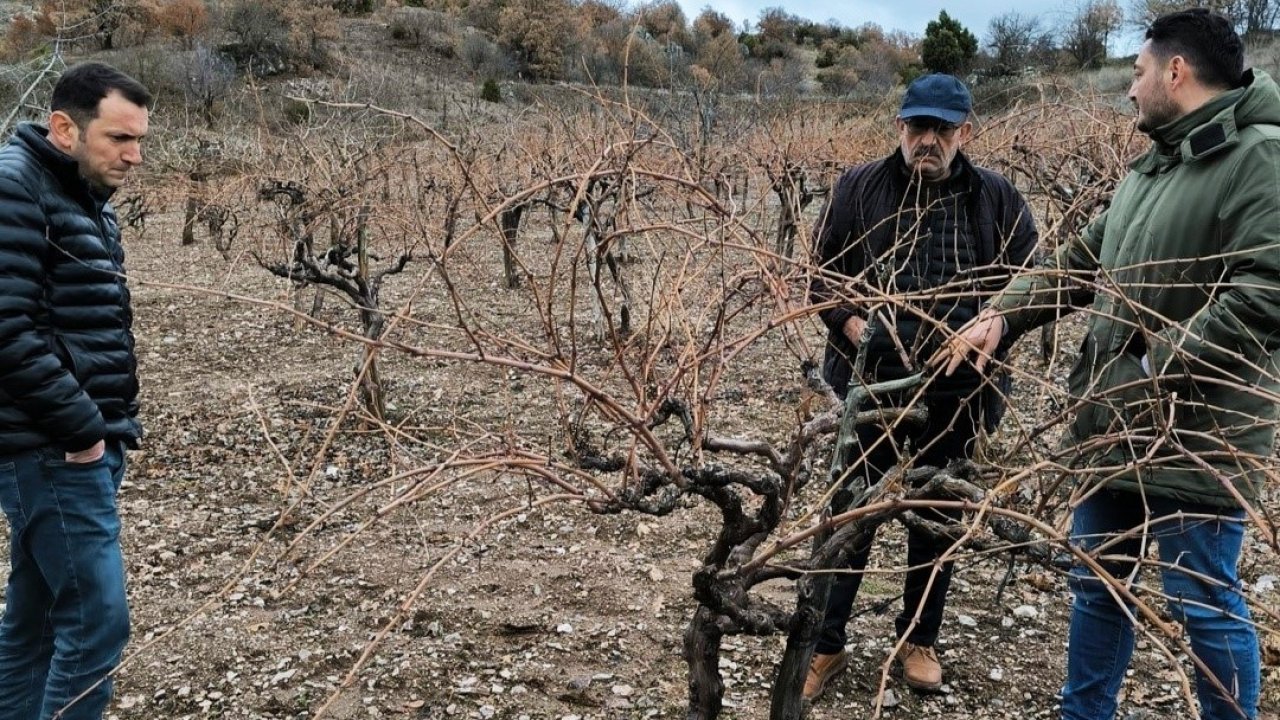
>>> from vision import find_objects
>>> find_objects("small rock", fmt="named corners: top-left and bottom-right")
top-left (989, 668), bottom-right (1004, 681)
top-left (566, 676), bottom-right (592, 691)
top-left (957, 614), bottom-right (978, 627)
top-left (612, 684), bottom-right (634, 697)
top-left (556, 623), bottom-right (574, 634)
top-left (881, 688), bottom-right (899, 707)
top-left (1013, 605), bottom-right (1039, 619)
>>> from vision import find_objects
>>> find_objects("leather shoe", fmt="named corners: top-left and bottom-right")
top-left (896, 642), bottom-right (943, 692)
top-left (802, 649), bottom-right (849, 701)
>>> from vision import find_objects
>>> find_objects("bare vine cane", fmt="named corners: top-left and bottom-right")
top-left (771, 306), bottom-right (926, 719)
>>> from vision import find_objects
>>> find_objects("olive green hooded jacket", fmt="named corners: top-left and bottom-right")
top-left (991, 69), bottom-right (1280, 508)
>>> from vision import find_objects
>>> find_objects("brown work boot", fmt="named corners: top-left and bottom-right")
top-left (802, 649), bottom-right (849, 701)
top-left (895, 642), bottom-right (943, 692)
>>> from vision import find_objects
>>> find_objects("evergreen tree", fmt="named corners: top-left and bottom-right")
top-left (921, 10), bottom-right (977, 74)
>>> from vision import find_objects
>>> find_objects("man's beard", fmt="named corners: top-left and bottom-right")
top-left (77, 157), bottom-right (117, 196)
top-left (1136, 91), bottom-right (1179, 134)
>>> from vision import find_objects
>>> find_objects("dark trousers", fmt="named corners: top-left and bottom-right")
top-left (815, 395), bottom-right (979, 654)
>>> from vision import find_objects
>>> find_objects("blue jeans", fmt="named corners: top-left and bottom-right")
top-left (0, 442), bottom-right (129, 720)
top-left (1063, 490), bottom-right (1259, 720)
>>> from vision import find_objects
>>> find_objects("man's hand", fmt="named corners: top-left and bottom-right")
top-left (842, 315), bottom-right (868, 345)
top-left (929, 310), bottom-right (1006, 376)
top-left (65, 439), bottom-right (105, 464)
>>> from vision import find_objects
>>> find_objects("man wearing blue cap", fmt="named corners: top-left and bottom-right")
top-left (805, 73), bottom-right (1038, 701)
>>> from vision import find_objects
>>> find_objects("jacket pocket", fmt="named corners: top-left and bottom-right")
top-left (51, 334), bottom-right (80, 381)
top-left (1068, 333), bottom-right (1155, 443)
top-left (1066, 333), bottom-right (1096, 401)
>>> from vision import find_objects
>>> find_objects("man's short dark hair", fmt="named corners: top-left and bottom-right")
top-left (1146, 9), bottom-right (1244, 90)
top-left (51, 62), bottom-right (153, 127)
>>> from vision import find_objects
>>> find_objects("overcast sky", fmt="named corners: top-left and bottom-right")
top-left (674, 1), bottom-right (1142, 53)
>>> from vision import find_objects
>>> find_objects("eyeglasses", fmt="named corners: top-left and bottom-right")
top-left (903, 117), bottom-right (962, 138)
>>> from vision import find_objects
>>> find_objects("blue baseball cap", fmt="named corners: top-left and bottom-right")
top-left (900, 73), bottom-right (972, 124)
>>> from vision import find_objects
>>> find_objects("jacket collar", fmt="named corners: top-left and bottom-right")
top-left (1131, 82), bottom-right (1246, 174)
top-left (13, 122), bottom-right (113, 203)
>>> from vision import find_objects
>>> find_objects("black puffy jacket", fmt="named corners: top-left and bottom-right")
top-left (810, 150), bottom-right (1038, 405)
top-left (0, 123), bottom-right (141, 453)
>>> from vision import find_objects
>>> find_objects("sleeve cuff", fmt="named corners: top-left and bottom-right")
top-left (821, 305), bottom-right (859, 335)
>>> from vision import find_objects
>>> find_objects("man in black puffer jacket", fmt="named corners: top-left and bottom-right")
top-left (802, 74), bottom-right (1038, 702)
top-left (0, 62), bottom-right (150, 720)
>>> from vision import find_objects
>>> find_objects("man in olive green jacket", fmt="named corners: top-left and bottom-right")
top-left (933, 9), bottom-right (1268, 720)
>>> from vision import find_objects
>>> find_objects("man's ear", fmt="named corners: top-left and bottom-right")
top-left (47, 110), bottom-right (80, 152)
top-left (957, 120), bottom-right (974, 144)
top-left (1167, 55), bottom-right (1189, 89)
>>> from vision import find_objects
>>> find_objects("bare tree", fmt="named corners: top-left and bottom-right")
top-left (1061, 0), bottom-right (1124, 70)
top-left (177, 44), bottom-right (235, 129)
top-left (986, 12), bottom-right (1056, 76)
top-left (1126, 0), bottom-right (1278, 37)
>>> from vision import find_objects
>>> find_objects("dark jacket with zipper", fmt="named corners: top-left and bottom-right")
top-left (0, 123), bottom-right (141, 454)
top-left (811, 149), bottom-right (1038, 414)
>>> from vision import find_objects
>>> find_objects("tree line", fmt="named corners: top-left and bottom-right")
top-left (3, 0), bottom-right (1280, 110)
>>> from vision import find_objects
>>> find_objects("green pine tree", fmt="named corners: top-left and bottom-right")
top-left (920, 11), bottom-right (977, 75)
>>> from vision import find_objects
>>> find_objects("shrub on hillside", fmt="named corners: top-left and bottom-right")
top-left (3, 0), bottom-right (160, 54)
top-left (221, 1), bottom-right (289, 74)
top-left (332, 0), bottom-right (377, 14)
top-left (111, 44), bottom-right (178, 99)
top-left (156, 0), bottom-right (210, 50)
top-left (480, 77), bottom-right (501, 102)
top-left (1, 15), bottom-right (47, 61)
top-left (496, 0), bottom-right (580, 81)
top-left (457, 30), bottom-right (513, 79)
top-left (817, 65), bottom-right (859, 97)
top-left (220, 0), bottom-right (340, 74)
top-left (388, 7), bottom-right (457, 56)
